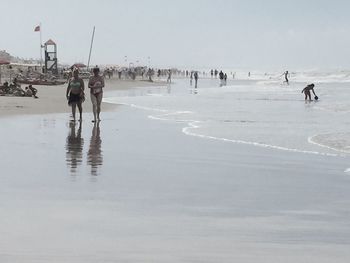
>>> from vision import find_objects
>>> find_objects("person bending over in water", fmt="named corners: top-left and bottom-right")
top-left (302, 83), bottom-right (317, 101)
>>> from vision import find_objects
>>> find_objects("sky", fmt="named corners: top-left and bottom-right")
top-left (1, 0), bottom-right (350, 70)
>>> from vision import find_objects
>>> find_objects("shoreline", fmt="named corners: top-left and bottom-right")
top-left (0, 78), bottom-right (166, 118)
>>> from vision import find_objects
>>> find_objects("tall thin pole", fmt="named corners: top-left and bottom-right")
top-left (39, 22), bottom-right (43, 68)
top-left (87, 26), bottom-right (95, 71)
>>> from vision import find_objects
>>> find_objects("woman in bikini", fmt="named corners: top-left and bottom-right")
top-left (88, 67), bottom-right (105, 122)
top-left (66, 68), bottom-right (85, 121)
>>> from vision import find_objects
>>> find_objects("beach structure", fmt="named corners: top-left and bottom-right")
top-left (44, 39), bottom-right (58, 75)
top-left (0, 58), bottom-right (10, 83)
top-left (0, 50), bottom-right (11, 61)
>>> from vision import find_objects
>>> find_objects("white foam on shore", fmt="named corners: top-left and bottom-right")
top-left (181, 119), bottom-right (339, 157)
top-left (308, 135), bottom-right (344, 153)
top-left (153, 112), bottom-right (342, 157)
top-left (308, 133), bottom-right (350, 155)
top-left (105, 95), bottom-right (340, 157)
top-left (103, 98), bottom-right (168, 113)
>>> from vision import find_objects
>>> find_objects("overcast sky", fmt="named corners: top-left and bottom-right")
top-left (1, 0), bottom-right (350, 70)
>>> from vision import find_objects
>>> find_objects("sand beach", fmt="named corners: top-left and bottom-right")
top-left (0, 78), bottom-right (164, 117)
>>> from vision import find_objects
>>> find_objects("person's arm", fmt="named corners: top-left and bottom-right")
top-left (301, 88), bottom-right (305, 93)
top-left (80, 78), bottom-right (85, 100)
top-left (100, 76), bottom-right (105, 88)
top-left (80, 78), bottom-right (85, 92)
top-left (311, 88), bottom-right (316, 96)
top-left (88, 77), bottom-right (93, 89)
top-left (66, 81), bottom-right (71, 99)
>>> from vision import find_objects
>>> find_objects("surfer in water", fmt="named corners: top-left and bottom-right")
top-left (301, 83), bottom-right (317, 101)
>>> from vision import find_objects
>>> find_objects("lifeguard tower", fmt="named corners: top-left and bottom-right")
top-left (44, 39), bottom-right (58, 74)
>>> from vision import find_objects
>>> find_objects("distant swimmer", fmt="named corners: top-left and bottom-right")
top-left (194, 71), bottom-right (198, 88)
top-left (301, 83), bottom-right (318, 101)
top-left (283, 70), bottom-right (289, 85)
top-left (219, 71), bottom-right (224, 86)
top-left (167, 69), bottom-right (172, 83)
top-left (214, 69), bottom-right (218, 78)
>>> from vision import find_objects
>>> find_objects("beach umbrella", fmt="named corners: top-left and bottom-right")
top-left (0, 59), bottom-right (10, 83)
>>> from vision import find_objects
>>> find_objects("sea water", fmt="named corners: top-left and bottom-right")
top-left (104, 72), bottom-right (350, 158)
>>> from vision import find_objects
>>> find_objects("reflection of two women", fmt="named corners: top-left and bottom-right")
top-left (65, 121), bottom-right (84, 173)
top-left (65, 121), bottom-right (103, 176)
top-left (87, 122), bottom-right (103, 176)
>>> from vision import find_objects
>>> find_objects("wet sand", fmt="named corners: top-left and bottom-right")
top-left (1, 78), bottom-right (350, 262)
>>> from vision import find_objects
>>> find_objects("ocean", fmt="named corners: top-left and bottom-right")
top-left (105, 71), bottom-right (350, 168)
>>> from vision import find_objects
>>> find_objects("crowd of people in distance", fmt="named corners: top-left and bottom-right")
top-left (1, 64), bottom-right (320, 125)
top-left (209, 69), bottom-right (228, 86)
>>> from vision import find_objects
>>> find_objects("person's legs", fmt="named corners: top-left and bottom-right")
top-left (71, 103), bottom-right (77, 121)
top-left (90, 94), bottom-right (97, 122)
top-left (306, 91), bottom-right (311, 101)
top-left (77, 102), bottom-right (83, 121)
top-left (96, 93), bottom-right (103, 121)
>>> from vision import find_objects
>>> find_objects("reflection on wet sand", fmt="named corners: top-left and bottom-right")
top-left (87, 122), bottom-right (103, 176)
top-left (65, 121), bottom-right (84, 174)
top-left (190, 87), bottom-right (198, 95)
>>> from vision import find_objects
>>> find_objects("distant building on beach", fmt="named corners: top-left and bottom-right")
top-left (0, 50), bottom-right (11, 61)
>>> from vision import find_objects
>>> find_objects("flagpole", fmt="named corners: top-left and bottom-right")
top-left (39, 22), bottom-right (43, 69)
top-left (87, 26), bottom-right (95, 71)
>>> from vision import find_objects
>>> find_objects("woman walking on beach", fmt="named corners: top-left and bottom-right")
top-left (66, 69), bottom-right (85, 121)
top-left (88, 67), bottom-right (105, 122)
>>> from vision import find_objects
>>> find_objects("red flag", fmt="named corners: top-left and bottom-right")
top-left (34, 25), bottom-right (40, 32)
